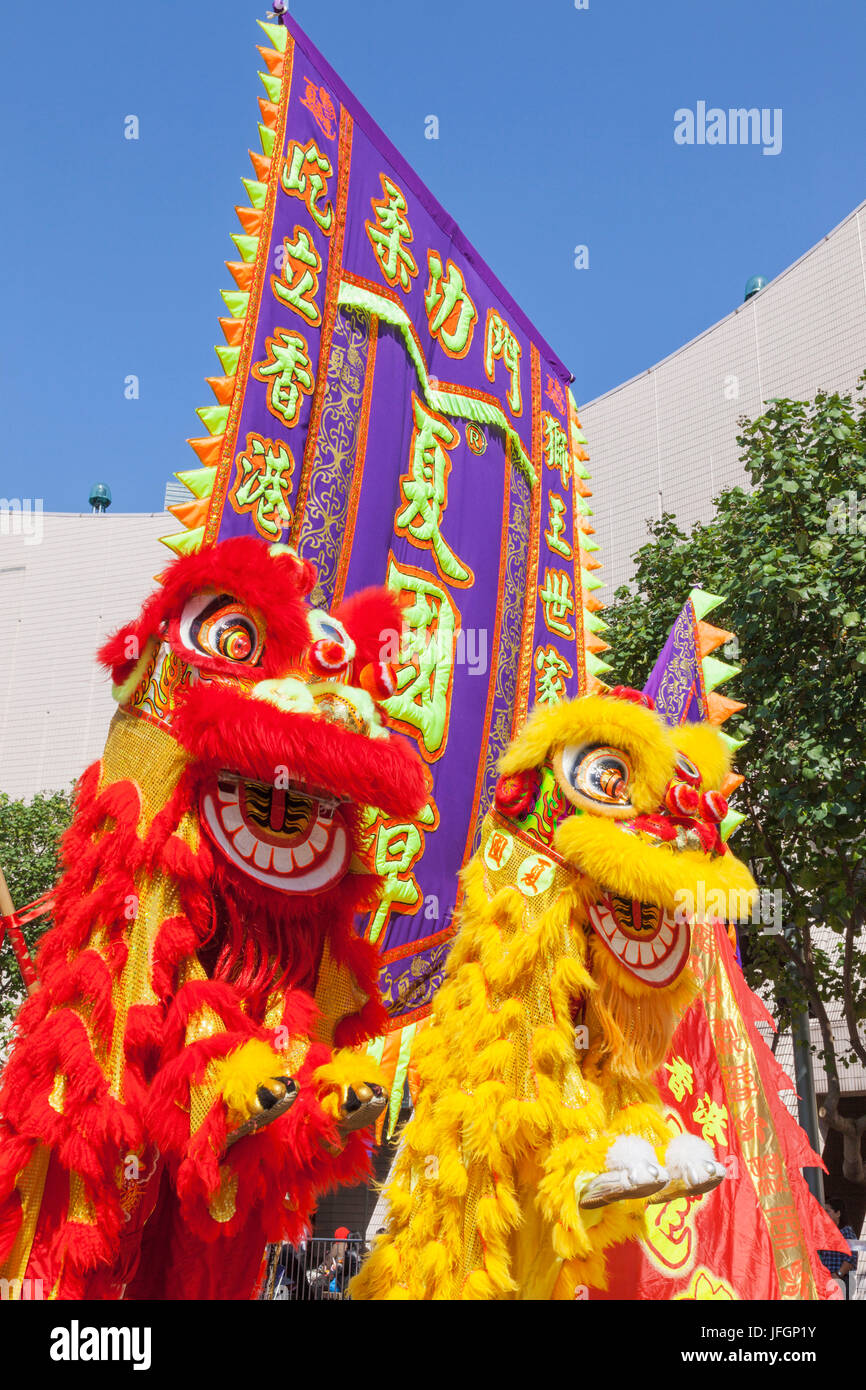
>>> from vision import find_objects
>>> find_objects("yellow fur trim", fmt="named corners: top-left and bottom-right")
top-left (353, 695), bottom-right (759, 1301)
top-left (314, 1049), bottom-right (388, 1120)
top-left (586, 940), bottom-right (699, 1077)
top-left (499, 695), bottom-right (676, 815)
top-left (210, 1039), bottom-right (287, 1125)
top-left (672, 722), bottom-right (732, 791)
top-left (555, 814), bottom-right (757, 913)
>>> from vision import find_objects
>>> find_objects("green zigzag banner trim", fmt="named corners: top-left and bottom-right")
top-left (337, 281), bottom-right (537, 487)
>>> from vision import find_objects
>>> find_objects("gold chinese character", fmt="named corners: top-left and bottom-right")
top-left (425, 251), bottom-right (477, 357)
top-left (366, 174), bottom-right (418, 291)
top-left (544, 493), bottom-right (573, 558)
top-left (484, 309), bottom-right (522, 415)
top-left (272, 226), bottom-right (322, 326)
top-left (538, 567), bottom-right (576, 639)
top-left (663, 1055), bottom-right (695, 1102)
top-left (692, 1093), bottom-right (729, 1148)
top-left (395, 396), bottom-right (472, 586)
top-left (383, 558), bottom-right (459, 760)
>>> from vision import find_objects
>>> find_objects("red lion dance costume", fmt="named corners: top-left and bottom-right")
top-left (0, 537), bottom-right (425, 1300)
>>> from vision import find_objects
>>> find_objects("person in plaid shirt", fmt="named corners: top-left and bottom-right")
top-left (818, 1201), bottom-right (859, 1298)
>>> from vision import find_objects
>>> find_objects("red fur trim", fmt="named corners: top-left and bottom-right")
top-left (48, 1220), bottom-right (117, 1275)
top-left (273, 989), bottom-right (319, 1041)
top-left (97, 623), bottom-right (141, 690)
top-left (167, 1039), bottom-right (375, 1252)
top-left (334, 994), bottom-right (389, 1049)
top-left (47, 949), bottom-right (116, 1041)
top-left (151, 916), bottom-right (198, 999)
top-left (335, 587), bottom-right (404, 675)
top-left (122, 1004), bottom-right (166, 1114)
top-left (99, 538), bottom-right (318, 684)
top-left (142, 780), bottom-right (196, 865)
top-left (0, 541), bottom-right (429, 1298)
top-left (0, 1130), bottom-right (35, 1267)
top-left (0, 1191), bottom-right (23, 1265)
top-left (173, 683), bottom-right (426, 820)
top-left (161, 978), bottom-right (259, 1045)
top-left (0, 1012), bottom-right (139, 1163)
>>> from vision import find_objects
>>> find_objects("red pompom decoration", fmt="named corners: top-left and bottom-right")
top-left (494, 769), bottom-right (539, 819)
top-left (310, 637), bottom-right (349, 674)
top-left (700, 791), bottom-right (728, 824)
top-left (359, 660), bottom-right (397, 701)
top-left (665, 782), bottom-right (700, 816)
top-left (608, 685), bottom-right (655, 711)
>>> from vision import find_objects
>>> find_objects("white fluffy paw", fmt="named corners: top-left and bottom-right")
top-left (646, 1133), bottom-right (726, 1204)
top-left (578, 1135), bottom-right (669, 1210)
top-left (665, 1133), bottom-right (726, 1192)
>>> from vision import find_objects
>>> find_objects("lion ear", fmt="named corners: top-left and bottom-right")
top-left (98, 621), bottom-right (150, 687)
top-left (671, 722), bottom-right (732, 792)
top-left (334, 587), bottom-right (404, 672)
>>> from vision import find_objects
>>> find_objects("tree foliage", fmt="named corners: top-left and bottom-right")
top-left (604, 383), bottom-right (866, 1176)
top-left (0, 787), bottom-right (73, 1053)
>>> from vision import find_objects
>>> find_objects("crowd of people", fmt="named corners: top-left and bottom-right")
top-left (265, 1205), bottom-right (863, 1301)
top-left (817, 1201), bottom-right (861, 1299)
top-left (269, 1228), bottom-right (385, 1301)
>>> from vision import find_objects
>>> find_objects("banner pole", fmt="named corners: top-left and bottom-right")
top-left (0, 862), bottom-right (40, 995)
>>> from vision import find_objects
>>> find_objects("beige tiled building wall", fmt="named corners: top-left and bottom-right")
top-left (0, 514), bottom-right (169, 801)
top-left (581, 199), bottom-right (866, 593)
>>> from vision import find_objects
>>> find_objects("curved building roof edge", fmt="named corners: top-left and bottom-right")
top-left (580, 196), bottom-right (866, 411)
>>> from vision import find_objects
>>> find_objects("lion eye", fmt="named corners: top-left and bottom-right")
top-left (556, 743), bottom-right (635, 814)
top-left (179, 593), bottom-right (263, 665)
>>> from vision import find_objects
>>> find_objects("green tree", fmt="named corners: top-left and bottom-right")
top-left (0, 788), bottom-right (73, 1055)
top-left (605, 384), bottom-right (866, 1182)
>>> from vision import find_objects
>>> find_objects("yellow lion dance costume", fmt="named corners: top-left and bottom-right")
top-left (352, 686), bottom-right (756, 1300)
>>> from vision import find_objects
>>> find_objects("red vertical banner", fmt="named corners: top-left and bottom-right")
top-left (594, 923), bottom-right (847, 1300)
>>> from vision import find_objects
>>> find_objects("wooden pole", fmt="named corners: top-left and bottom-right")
top-left (0, 862), bottom-right (14, 920)
top-left (0, 860), bottom-right (39, 994)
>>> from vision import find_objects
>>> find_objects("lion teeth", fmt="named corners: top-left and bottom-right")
top-left (293, 839), bottom-right (315, 867)
top-left (232, 826), bottom-right (256, 859)
top-left (220, 805), bottom-right (243, 834)
top-left (253, 838), bottom-right (273, 871)
top-left (309, 823), bottom-right (328, 851)
top-left (271, 847), bottom-right (295, 873)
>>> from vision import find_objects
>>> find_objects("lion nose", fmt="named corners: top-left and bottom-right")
top-left (251, 677), bottom-right (317, 714)
top-left (310, 687), bottom-right (371, 735)
top-left (699, 790), bottom-right (728, 824)
top-left (250, 675), bottom-right (381, 739)
top-left (664, 782), bottom-right (701, 816)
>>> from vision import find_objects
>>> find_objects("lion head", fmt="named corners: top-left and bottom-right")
top-left (99, 537), bottom-right (426, 900)
top-left (494, 686), bottom-right (756, 991)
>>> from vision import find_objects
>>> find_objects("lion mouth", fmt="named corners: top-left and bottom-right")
top-left (201, 772), bottom-right (350, 894)
top-left (588, 892), bottom-right (690, 988)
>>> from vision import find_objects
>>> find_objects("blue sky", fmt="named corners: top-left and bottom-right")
top-left (1, 0), bottom-right (864, 513)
